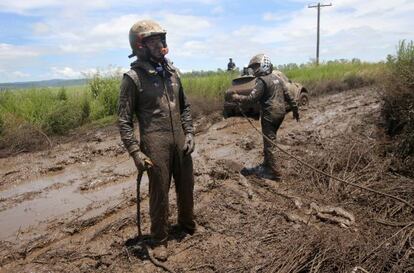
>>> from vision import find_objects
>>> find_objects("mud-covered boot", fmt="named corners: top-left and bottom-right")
top-left (241, 163), bottom-right (281, 180)
top-left (253, 164), bottom-right (281, 181)
top-left (263, 167), bottom-right (281, 181)
top-left (241, 164), bottom-right (267, 176)
top-left (151, 242), bottom-right (168, 261)
top-left (240, 165), bottom-right (258, 176)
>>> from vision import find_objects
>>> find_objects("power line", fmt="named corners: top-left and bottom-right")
top-left (308, 2), bottom-right (332, 65)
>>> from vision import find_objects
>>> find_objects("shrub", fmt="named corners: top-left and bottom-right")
top-left (44, 101), bottom-right (83, 135)
top-left (381, 40), bottom-right (414, 176)
top-left (0, 110), bottom-right (4, 136)
top-left (387, 40), bottom-right (414, 88)
top-left (87, 72), bottom-right (121, 116)
top-left (0, 112), bottom-right (48, 154)
top-left (57, 87), bottom-right (68, 101)
top-left (80, 93), bottom-right (91, 124)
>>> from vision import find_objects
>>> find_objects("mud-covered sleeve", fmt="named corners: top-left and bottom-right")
top-left (117, 75), bottom-right (140, 155)
top-left (178, 79), bottom-right (194, 135)
top-left (281, 80), bottom-right (298, 114)
top-left (234, 78), bottom-right (265, 104)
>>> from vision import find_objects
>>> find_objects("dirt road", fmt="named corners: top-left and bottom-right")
top-left (1, 87), bottom-right (412, 272)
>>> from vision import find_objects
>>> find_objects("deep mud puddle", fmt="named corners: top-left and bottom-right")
top-left (0, 156), bottom-right (148, 242)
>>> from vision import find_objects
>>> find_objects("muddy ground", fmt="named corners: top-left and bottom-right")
top-left (0, 87), bottom-right (413, 273)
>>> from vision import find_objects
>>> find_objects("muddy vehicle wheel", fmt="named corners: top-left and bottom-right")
top-left (298, 92), bottom-right (309, 106)
top-left (223, 108), bottom-right (234, 118)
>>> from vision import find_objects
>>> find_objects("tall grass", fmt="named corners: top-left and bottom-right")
top-left (284, 60), bottom-right (385, 96)
top-left (0, 86), bottom-right (91, 135)
top-left (181, 71), bottom-right (237, 98)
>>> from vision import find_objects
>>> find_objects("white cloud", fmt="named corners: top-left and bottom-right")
top-left (0, 70), bottom-right (31, 83)
top-left (50, 65), bottom-right (128, 79)
top-left (12, 71), bottom-right (30, 78)
top-left (211, 6), bottom-right (224, 15)
top-left (0, 0), bottom-right (218, 14)
top-left (0, 0), bottom-right (110, 14)
top-left (263, 12), bottom-right (292, 22)
top-left (0, 0), bottom-right (58, 14)
top-left (49, 12), bottom-right (213, 54)
top-left (0, 44), bottom-right (40, 60)
top-left (32, 22), bottom-right (50, 35)
top-left (51, 67), bottom-right (80, 78)
top-left (162, 14), bottom-right (211, 35)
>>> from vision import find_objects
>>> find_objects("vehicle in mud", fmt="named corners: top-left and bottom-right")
top-left (223, 70), bottom-right (309, 117)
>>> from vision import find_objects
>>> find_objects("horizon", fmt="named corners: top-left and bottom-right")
top-left (0, 0), bottom-right (413, 83)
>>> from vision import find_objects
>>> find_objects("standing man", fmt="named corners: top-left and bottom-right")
top-left (231, 54), bottom-right (299, 180)
top-left (227, 58), bottom-right (236, 71)
top-left (118, 20), bottom-right (196, 261)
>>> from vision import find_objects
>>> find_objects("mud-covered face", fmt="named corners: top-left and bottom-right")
top-left (144, 34), bottom-right (168, 61)
top-left (248, 63), bottom-right (261, 76)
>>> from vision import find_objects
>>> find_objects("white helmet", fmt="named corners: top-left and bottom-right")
top-left (248, 54), bottom-right (273, 76)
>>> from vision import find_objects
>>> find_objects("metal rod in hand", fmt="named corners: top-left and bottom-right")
top-left (136, 171), bottom-right (143, 237)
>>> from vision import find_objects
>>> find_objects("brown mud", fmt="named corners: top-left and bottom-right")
top-left (1, 87), bottom-right (413, 273)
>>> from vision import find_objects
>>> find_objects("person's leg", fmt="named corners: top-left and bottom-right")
top-left (141, 133), bottom-right (172, 260)
top-left (172, 148), bottom-right (196, 233)
top-left (261, 116), bottom-right (284, 177)
top-left (261, 118), bottom-right (276, 168)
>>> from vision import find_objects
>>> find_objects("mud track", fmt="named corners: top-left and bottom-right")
top-left (1, 87), bottom-right (412, 273)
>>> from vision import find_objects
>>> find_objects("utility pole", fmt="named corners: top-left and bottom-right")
top-left (308, 2), bottom-right (332, 65)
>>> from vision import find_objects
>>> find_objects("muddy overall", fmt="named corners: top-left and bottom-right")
top-left (232, 72), bottom-right (298, 177)
top-left (261, 116), bottom-right (284, 174)
top-left (118, 59), bottom-right (196, 243)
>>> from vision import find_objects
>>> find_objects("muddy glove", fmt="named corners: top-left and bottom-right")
top-left (132, 151), bottom-right (153, 172)
top-left (183, 134), bottom-right (195, 155)
top-left (231, 94), bottom-right (243, 102)
top-left (293, 110), bottom-right (300, 122)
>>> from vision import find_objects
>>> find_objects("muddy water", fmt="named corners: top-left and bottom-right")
top-left (0, 158), bottom-right (147, 241)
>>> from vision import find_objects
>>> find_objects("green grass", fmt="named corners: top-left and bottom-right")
top-left (281, 60), bottom-right (386, 96)
top-left (0, 86), bottom-right (91, 135)
top-left (284, 61), bottom-right (385, 86)
top-left (181, 71), bottom-right (238, 98)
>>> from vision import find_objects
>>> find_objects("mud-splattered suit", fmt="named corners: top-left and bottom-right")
top-left (118, 59), bottom-right (195, 242)
top-left (233, 72), bottom-right (298, 172)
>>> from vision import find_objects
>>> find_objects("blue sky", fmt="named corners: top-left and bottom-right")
top-left (0, 0), bottom-right (413, 82)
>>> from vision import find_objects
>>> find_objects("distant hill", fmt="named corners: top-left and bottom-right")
top-left (0, 78), bottom-right (88, 90)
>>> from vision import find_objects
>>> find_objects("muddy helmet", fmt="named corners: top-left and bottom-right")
top-left (248, 54), bottom-right (273, 76)
top-left (128, 19), bottom-right (168, 59)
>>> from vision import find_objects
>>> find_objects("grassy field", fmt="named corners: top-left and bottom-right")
top-left (284, 61), bottom-right (385, 96)
top-left (0, 58), bottom-right (390, 151)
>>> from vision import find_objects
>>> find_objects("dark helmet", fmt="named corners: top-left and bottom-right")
top-left (128, 20), bottom-right (168, 59)
top-left (248, 53), bottom-right (273, 76)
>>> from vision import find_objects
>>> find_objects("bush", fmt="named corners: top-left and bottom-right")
top-left (381, 40), bottom-right (414, 176)
top-left (0, 112), bottom-right (48, 154)
top-left (57, 87), bottom-right (68, 101)
top-left (80, 93), bottom-right (91, 124)
top-left (386, 40), bottom-right (414, 88)
top-left (44, 101), bottom-right (83, 135)
top-left (0, 110), bottom-right (4, 136)
top-left (87, 71), bottom-right (121, 117)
